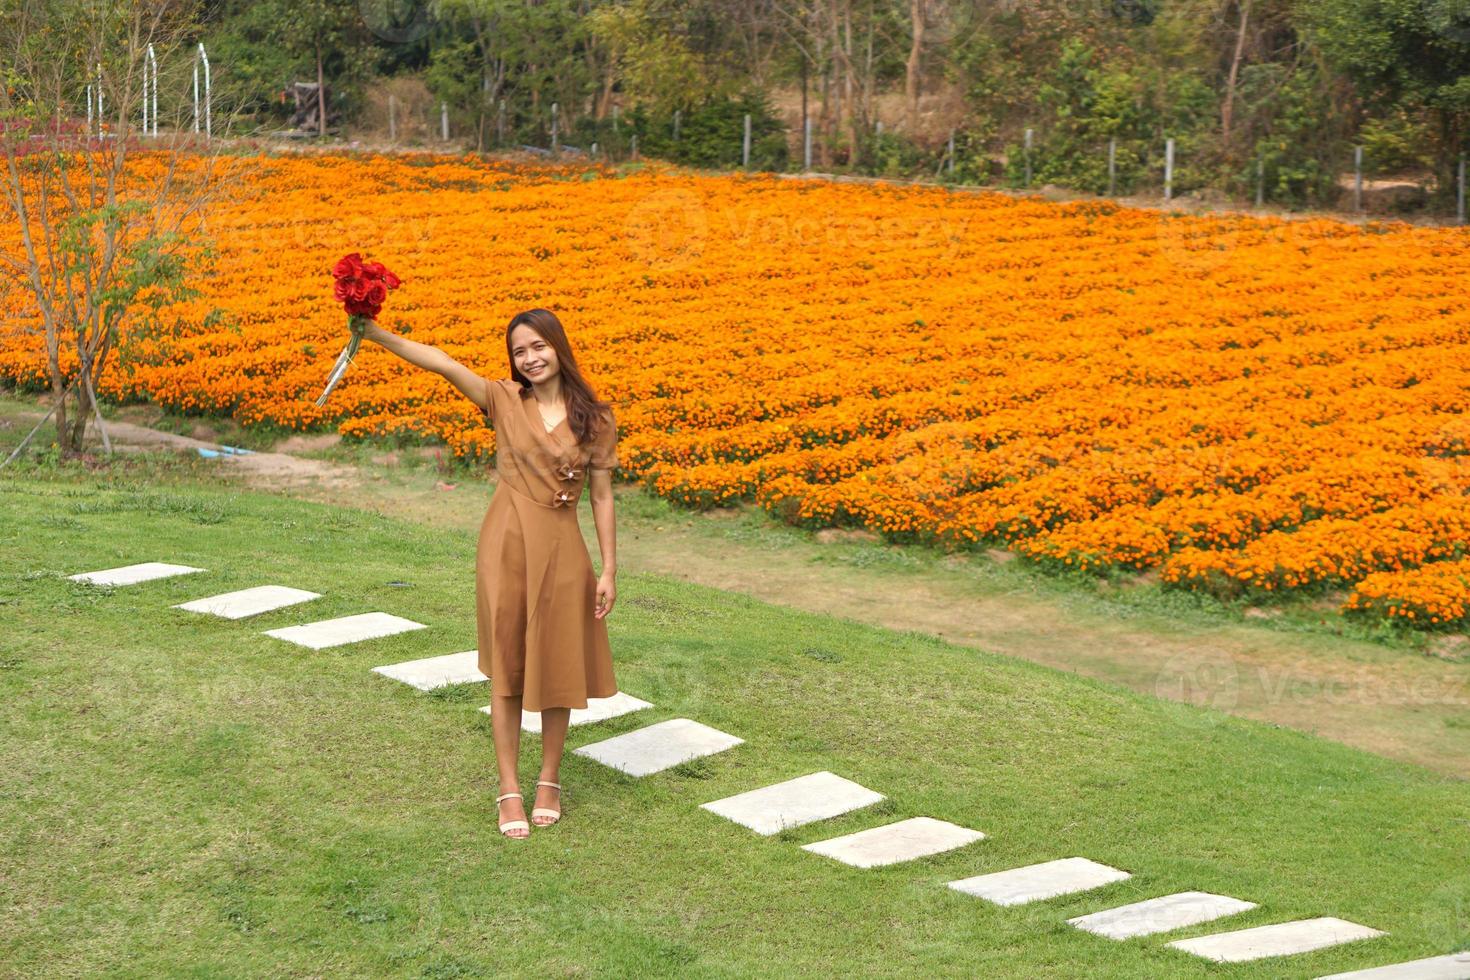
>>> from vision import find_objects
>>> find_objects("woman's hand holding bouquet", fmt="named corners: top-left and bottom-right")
top-left (315, 252), bottom-right (400, 407)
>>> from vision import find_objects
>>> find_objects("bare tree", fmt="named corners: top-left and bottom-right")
top-left (0, 0), bottom-right (228, 462)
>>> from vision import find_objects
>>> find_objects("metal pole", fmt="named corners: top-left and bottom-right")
top-left (551, 102), bottom-right (558, 155)
top-left (1107, 138), bottom-right (1116, 196)
top-left (1256, 156), bottom-right (1265, 207)
top-left (803, 116), bottom-right (812, 170)
top-left (498, 99), bottom-right (506, 147)
top-left (630, 133), bottom-right (638, 160)
top-left (388, 95), bottom-right (396, 141)
top-left (440, 101), bottom-right (448, 141)
top-left (1354, 145), bottom-right (1363, 212)
top-left (86, 84), bottom-right (93, 132)
top-left (673, 109), bottom-right (680, 141)
top-left (612, 104), bottom-right (619, 132)
top-left (742, 113), bottom-right (751, 168)
top-left (96, 64), bottom-right (103, 135)
top-left (1023, 128), bottom-right (1033, 186)
top-left (875, 119), bottom-right (882, 136)
top-left (947, 129), bottom-right (955, 175)
top-left (591, 141), bottom-right (598, 158)
top-left (1164, 137), bottom-right (1174, 202)
top-left (147, 44), bottom-right (158, 136)
top-left (199, 44), bottom-right (210, 137)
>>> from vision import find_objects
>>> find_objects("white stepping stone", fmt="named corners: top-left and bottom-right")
top-left (479, 691), bottom-right (653, 733)
top-left (1317, 952), bottom-right (1470, 979)
top-left (700, 771), bottom-right (885, 836)
top-left (262, 611), bottom-right (428, 650)
top-left (373, 650), bottom-right (488, 691)
top-left (173, 585), bottom-right (322, 619)
top-left (573, 717), bottom-right (742, 776)
top-left (1167, 917), bottom-right (1387, 963)
top-left (69, 561), bottom-right (204, 586)
top-left (801, 816), bottom-right (986, 868)
top-left (948, 857), bottom-right (1131, 906)
top-left (1067, 891), bottom-right (1257, 939)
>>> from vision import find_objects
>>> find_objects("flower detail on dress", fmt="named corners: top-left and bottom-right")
top-left (554, 461), bottom-right (582, 482)
top-left (552, 488), bottom-right (575, 507)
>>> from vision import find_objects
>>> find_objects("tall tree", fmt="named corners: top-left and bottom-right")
top-left (0, 0), bottom-right (225, 460)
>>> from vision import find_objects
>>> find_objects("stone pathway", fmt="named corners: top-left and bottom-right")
top-left (1317, 952), bottom-right (1470, 979)
top-left (373, 650), bottom-right (488, 691)
top-left (802, 816), bottom-right (986, 868)
top-left (70, 561), bottom-right (204, 586)
top-left (1067, 891), bottom-right (1258, 940)
top-left (174, 585), bottom-right (321, 619)
top-left (74, 556), bottom-right (1465, 976)
top-left (1167, 917), bottom-right (1387, 963)
top-left (263, 611), bottom-right (428, 650)
top-left (573, 717), bottom-right (743, 776)
top-left (948, 857), bottom-right (1130, 906)
top-left (700, 771), bottom-right (884, 836)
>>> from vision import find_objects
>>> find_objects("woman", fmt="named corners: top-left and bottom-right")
top-left (361, 308), bottom-right (620, 839)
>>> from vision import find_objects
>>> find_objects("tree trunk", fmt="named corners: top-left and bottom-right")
top-left (315, 40), bottom-right (326, 137)
top-left (906, 0), bottom-right (924, 129)
top-left (1221, 0), bottom-right (1250, 148)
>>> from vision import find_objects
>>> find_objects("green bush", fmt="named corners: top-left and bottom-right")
top-left (627, 92), bottom-right (789, 171)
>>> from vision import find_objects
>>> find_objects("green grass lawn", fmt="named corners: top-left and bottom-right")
top-left (3, 472), bottom-right (1469, 979)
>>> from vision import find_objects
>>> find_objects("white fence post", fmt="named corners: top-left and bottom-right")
top-left (192, 44), bottom-right (210, 137)
top-left (742, 113), bottom-right (751, 168)
top-left (1354, 145), bottom-right (1363, 212)
top-left (1023, 128), bottom-right (1033, 186)
top-left (1164, 137), bottom-right (1174, 202)
top-left (947, 129), bottom-right (955, 175)
top-left (388, 94), bottom-right (396, 140)
top-left (803, 116), bottom-right (812, 170)
top-left (440, 101), bottom-right (448, 140)
top-left (1107, 138), bottom-right (1116, 196)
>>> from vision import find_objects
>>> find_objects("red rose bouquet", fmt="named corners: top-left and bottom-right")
top-left (315, 252), bottom-right (401, 407)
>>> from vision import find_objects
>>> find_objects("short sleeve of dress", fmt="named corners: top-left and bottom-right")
top-left (589, 408), bottom-right (619, 471)
top-left (479, 376), bottom-right (496, 424)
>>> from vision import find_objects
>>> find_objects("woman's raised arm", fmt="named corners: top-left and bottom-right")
top-left (362, 320), bottom-right (488, 413)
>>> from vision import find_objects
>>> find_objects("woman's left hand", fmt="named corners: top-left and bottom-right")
top-left (595, 573), bottom-right (616, 619)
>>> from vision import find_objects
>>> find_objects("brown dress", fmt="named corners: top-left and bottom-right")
top-left (475, 377), bottom-right (619, 711)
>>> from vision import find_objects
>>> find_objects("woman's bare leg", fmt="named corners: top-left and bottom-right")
top-left (535, 707), bottom-right (571, 823)
top-left (492, 693), bottom-right (527, 836)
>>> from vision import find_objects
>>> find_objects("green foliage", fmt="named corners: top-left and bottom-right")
top-left (1241, 62), bottom-right (1345, 208)
top-left (857, 130), bottom-right (938, 179)
top-left (628, 92), bottom-right (788, 170)
top-left (1360, 110), bottom-right (1437, 173)
top-left (1001, 39), bottom-right (1214, 196)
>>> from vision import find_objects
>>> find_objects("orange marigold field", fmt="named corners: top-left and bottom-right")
top-left (3, 150), bottom-right (1468, 627)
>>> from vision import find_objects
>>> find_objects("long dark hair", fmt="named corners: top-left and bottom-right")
top-left (506, 308), bottom-right (613, 447)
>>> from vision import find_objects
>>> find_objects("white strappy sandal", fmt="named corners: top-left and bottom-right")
top-left (496, 790), bottom-right (530, 838)
top-left (531, 780), bottom-right (562, 826)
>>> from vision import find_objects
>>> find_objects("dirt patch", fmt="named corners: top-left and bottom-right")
top-left (274, 433), bottom-right (343, 454)
top-left (25, 412), bottom-right (359, 492)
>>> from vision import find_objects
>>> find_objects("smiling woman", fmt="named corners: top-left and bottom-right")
top-left (361, 306), bottom-right (619, 839)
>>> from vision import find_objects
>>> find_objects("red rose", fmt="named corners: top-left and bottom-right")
top-left (332, 253), bottom-right (364, 279)
top-left (331, 252), bottom-right (399, 322)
